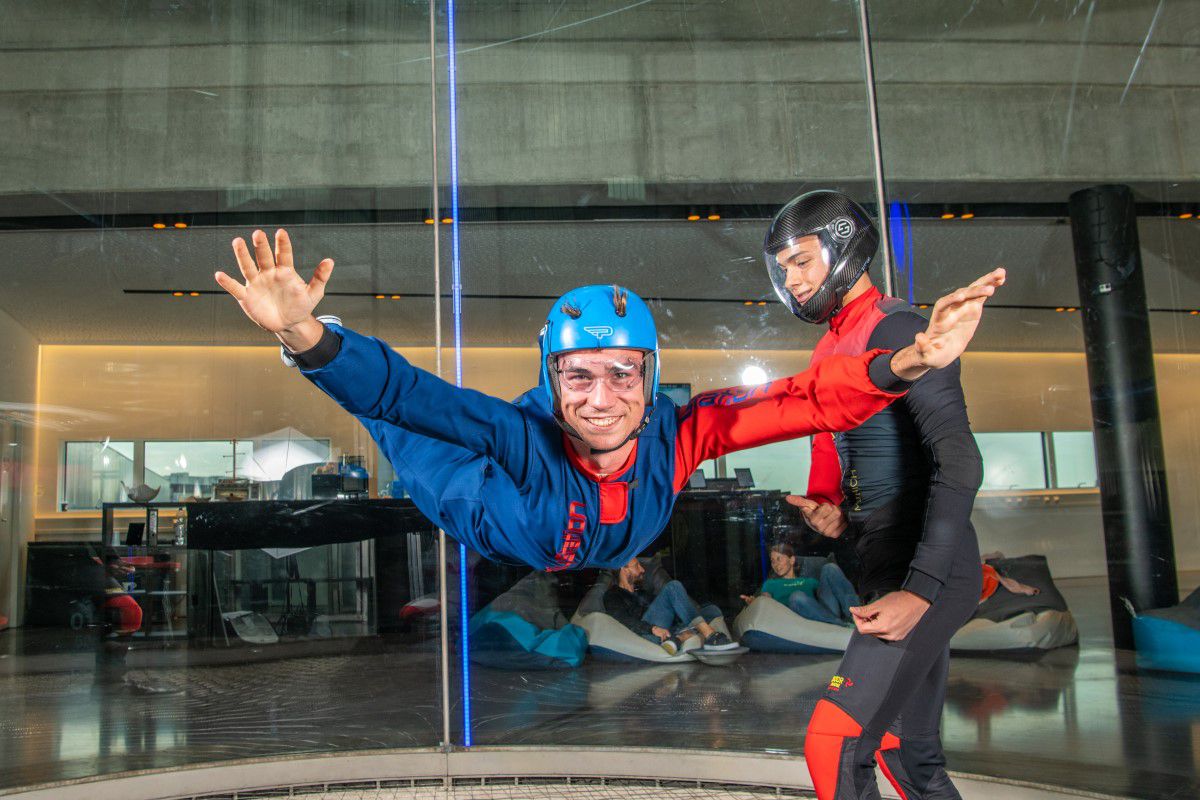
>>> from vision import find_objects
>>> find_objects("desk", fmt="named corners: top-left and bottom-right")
top-left (183, 499), bottom-right (437, 644)
top-left (24, 543), bottom-right (188, 638)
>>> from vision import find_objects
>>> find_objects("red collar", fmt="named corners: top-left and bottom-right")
top-left (562, 434), bottom-right (637, 483)
top-left (828, 285), bottom-right (883, 334)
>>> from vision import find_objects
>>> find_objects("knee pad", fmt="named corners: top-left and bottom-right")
top-left (805, 699), bottom-right (873, 800)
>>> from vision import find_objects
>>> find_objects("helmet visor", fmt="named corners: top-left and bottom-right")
top-left (763, 233), bottom-right (834, 318)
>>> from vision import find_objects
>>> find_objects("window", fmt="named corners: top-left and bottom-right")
top-left (1051, 431), bottom-right (1098, 489)
top-left (144, 440), bottom-right (237, 502)
top-left (723, 437), bottom-right (812, 493)
top-left (975, 432), bottom-right (1047, 491)
top-left (61, 441), bottom-right (135, 510)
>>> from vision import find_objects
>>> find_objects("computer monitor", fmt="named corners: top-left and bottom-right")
top-left (125, 522), bottom-right (145, 546)
top-left (687, 471), bottom-right (708, 490)
top-left (734, 468), bottom-right (755, 488)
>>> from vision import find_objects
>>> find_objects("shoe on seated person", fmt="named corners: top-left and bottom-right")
top-left (661, 635), bottom-right (683, 656)
top-left (703, 631), bottom-right (739, 651)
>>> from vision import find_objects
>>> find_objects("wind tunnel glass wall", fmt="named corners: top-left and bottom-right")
top-left (2, 1), bottom-right (1200, 798)
top-left (438, 0), bottom-right (879, 752)
top-left (869, 2), bottom-right (1200, 798)
top-left (0, 1), bottom-right (442, 790)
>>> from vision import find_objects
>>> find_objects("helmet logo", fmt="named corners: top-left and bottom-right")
top-left (583, 325), bottom-right (614, 340)
top-left (831, 217), bottom-right (854, 240)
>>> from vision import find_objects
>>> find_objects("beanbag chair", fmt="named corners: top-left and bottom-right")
top-left (951, 555), bottom-right (1078, 653)
top-left (1134, 586), bottom-right (1200, 674)
top-left (733, 595), bottom-right (851, 654)
top-left (571, 564), bottom-right (731, 663)
top-left (469, 571), bottom-right (587, 670)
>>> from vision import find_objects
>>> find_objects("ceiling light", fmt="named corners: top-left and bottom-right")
top-left (1191, 310), bottom-right (1199, 316)
top-left (1066, 307), bottom-right (1077, 312)
top-left (687, 213), bottom-right (700, 221)
top-left (940, 212), bottom-right (955, 220)
top-left (1179, 213), bottom-right (1194, 220)
top-left (743, 300), bottom-right (753, 306)
top-left (172, 291), bottom-right (184, 297)
top-left (707, 213), bottom-right (721, 221)
top-left (173, 221), bottom-right (188, 229)
top-left (390, 294), bottom-right (401, 300)
top-left (961, 212), bottom-right (975, 220)
top-left (741, 365), bottom-right (769, 386)
top-left (1055, 307), bottom-right (1065, 312)
top-left (757, 301), bottom-right (767, 306)
top-left (375, 294), bottom-right (386, 299)
top-left (189, 291), bottom-right (200, 297)
top-left (424, 217), bottom-right (435, 225)
top-left (441, 217), bottom-right (453, 224)
top-left (151, 220), bottom-right (166, 229)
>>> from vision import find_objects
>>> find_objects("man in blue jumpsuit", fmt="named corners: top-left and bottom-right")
top-left (763, 191), bottom-right (1005, 800)
top-left (214, 229), bottom-right (1002, 582)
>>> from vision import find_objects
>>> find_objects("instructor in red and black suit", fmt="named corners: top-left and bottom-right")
top-left (762, 190), bottom-right (1005, 800)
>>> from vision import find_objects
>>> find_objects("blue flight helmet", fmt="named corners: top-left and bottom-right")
top-left (539, 284), bottom-right (661, 450)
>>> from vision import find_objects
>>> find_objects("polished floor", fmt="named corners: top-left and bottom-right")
top-left (1, 576), bottom-right (1197, 800)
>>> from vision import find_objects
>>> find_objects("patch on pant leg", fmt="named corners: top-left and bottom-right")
top-left (828, 674), bottom-right (856, 693)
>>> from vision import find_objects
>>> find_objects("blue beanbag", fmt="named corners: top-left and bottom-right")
top-left (469, 607), bottom-right (588, 670)
top-left (1134, 587), bottom-right (1200, 674)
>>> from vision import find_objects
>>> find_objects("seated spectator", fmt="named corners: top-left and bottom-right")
top-left (603, 558), bottom-right (738, 655)
top-left (740, 542), bottom-right (858, 626)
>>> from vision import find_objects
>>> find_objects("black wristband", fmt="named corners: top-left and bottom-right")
top-left (868, 351), bottom-right (914, 394)
top-left (288, 324), bottom-right (342, 370)
top-left (902, 567), bottom-right (943, 603)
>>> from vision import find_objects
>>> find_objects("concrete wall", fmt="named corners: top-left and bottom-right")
top-left (0, 1), bottom-right (1193, 198)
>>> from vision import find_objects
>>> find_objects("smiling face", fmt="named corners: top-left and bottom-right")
top-left (555, 348), bottom-right (648, 453)
top-left (769, 549), bottom-right (796, 579)
top-left (775, 234), bottom-right (832, 308)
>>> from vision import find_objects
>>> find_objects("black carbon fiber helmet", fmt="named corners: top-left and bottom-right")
top-left (762, 190), bottom-right (879, 324)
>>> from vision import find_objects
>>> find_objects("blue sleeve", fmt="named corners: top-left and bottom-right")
top-left (359, 417), bottom-right (504, 559)
top-left (300, 324), bottom-right (533, 484)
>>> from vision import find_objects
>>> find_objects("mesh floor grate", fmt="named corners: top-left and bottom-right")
top-left (187, 777), bottom-right (813, 800)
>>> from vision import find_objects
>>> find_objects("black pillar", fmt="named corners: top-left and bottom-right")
top-left (1068, 184), bottom-right (1178, 650)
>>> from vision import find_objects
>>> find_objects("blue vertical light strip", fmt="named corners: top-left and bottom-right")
top-left (445, 0), bottom-right (472, 748)
top-left (888, 200), bottom-right (916, 304)
top-left (756, 506), bottom-right (768, 583)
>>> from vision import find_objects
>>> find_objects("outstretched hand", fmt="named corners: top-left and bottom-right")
top-left (890, 268), bottom-right (1006, 380)
top-left (215, 229), bottom-right (334, 344)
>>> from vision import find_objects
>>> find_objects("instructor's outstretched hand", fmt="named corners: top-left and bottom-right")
top-left (890, 267), bottom-right (1006, 381)
top-left (215, 229), bottom-right (333, 353)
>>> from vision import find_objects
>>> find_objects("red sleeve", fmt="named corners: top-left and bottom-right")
top-left (671, 349), bottom-right (904, 493)
top-left (806, 432), bottom-right (844, 506)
